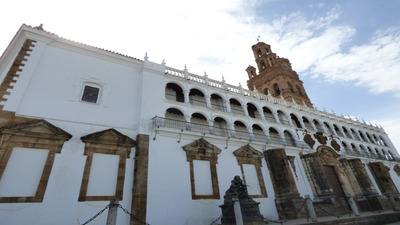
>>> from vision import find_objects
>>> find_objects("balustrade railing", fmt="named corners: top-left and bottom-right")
top-left (153, 117), bottom-right (297, 146)
top-left (152, 117), bottom-right (400, 160)
top-left (189, 100), bottom-right (207, 107)
top-left (164, 66), bottom-right (383, 133)
top-left (211, 104), bottom-right (227, 112)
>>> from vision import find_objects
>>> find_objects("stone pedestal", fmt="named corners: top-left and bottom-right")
top-left (220, 176), bottom-right (264, 224)
top-left (275, 195), bottom-right (306, 219)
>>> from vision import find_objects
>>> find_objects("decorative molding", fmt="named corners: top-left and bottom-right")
top-left (182, 138), bottom-right (221, 199)
top-left (0, 119), bottom-right (71, 203)
top-left (233, 144), bottom-right (267, 198)
top-left (314, 132), bottom-right (327, 145)
top-left (303, 134), bottom-right (315, 149)
top-left (79, 129), bottom-right (135, 202)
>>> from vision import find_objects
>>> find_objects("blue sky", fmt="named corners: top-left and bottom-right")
top-left (0, 0), bottom-right (399, 150)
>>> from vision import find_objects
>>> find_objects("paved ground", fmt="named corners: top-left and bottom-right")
top-left (276, 210), bottom-right (400, 225)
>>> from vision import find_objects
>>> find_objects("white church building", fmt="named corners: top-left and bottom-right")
top-left (0, 24), bottom-right (399, 225)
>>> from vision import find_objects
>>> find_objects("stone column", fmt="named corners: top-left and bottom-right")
top-left (305, 195), bottom-right (317, 222)
top-left (183, 89), bottom-right (189, 103)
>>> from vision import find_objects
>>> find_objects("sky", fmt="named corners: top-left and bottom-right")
top-left (0, 0), bottom-right (399, 151)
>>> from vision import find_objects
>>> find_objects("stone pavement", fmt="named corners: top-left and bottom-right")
top-left (263, 210), bottom-right (400, 225)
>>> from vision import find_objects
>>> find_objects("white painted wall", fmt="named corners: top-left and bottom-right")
top-left (0, 148), bottom-right (49, 197)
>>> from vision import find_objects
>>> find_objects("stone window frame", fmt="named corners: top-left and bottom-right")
top-left (0, 120), bottom-right (71, 203)
top-left (233, 144), bottom-right (267, 198)
top-left (78, 129), bottom-right (135, 202)
top-left (182, 138), bottom-right (221, 199)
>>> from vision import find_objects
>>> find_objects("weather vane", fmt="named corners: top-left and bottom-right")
top-left (257, 35), bottom-right (260, 42)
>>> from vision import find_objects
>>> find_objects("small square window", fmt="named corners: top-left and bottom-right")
top-left (82, 86), bottom-right (99, 103)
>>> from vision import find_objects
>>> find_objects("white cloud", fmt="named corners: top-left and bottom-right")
top-left (305, 27), bottom-right (400, 95)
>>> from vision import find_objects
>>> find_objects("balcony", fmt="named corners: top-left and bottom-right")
top-left (152, 117), bottom-right (309, 148)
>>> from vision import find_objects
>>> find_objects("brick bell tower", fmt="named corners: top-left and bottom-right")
top-left (246, 42), bottom-right (313, 108)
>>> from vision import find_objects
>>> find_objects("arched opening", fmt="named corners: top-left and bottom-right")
top-left (273, 83), bottom-right (280, 96)
top-left (373, 134), bottom-right (379, 144)
top-left (264, 88), bottom-right (269, 95)
top-left (342, 127), bottom-right (351, 138)
top-left (263, 107), bottom-right (274, 122)
top-left (261, 61), bottom-right (267, 70)
top-left (379, 136), bottom-right (388, 146)
top-left (296, 85), bottom-right (303, 96)
top-left (190, 113), bottom-right (208, 133)
top-left (189, 88), bottom-right (206, 107)
top-left (313, 120), bottom-right (324, 132)
top-left (257, 49), bottom-right (262, 58)
top-left (324, 122), bottom-right (333, 135)
top-left (269, 128), bottom-right (281, 144)
top-left (211, 94), bottom-right (225, 111)
top-left (381, 149), bottom-right (389, 160)
top-left (367, 147), bottom-right (374, 157)
top-left (388, 151), bottom-right (395, 160)
top-left (359, 131), bottom-right (368, 142)
top-left (303, 117), bottom-right (313, 131)
top-left (375, 148), bottom-right (382, 158)
top-left (165, 108), bottom-right (185, 129)
top-left (359, 145), bottom-right (367, 157)
top-left (351, 143), bottom-right (359, 155)
top-left (351, 129), bottom-right (360, 141)
top-left (252, 124), bottom-right (265, 142)
top-left (287, 82), bottom-right (294, 93)
top-left (333, 124), bottom-right (343, 137)
top-left (290, 114), bottom-right (302, 128)
top-left (342, 142), bottom-right (351, 154)
top-left (213, 117), bottom-right (228, 137)
top-left (247, 103), bottom-right (259, 119)
top-left (366, 133), bottom-right (374, 144)
top-left (165, 83), bottom-right (184, 102)
top-left (284, 130), bottom-right (296, 147)
top-left (277, 110), bottom-right (289, 126)
top-left (234, 121), bottom-right (248, 139)
top-left (230, 98), bottom-right (244, 115)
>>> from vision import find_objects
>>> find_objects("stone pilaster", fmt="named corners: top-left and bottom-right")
top-left (348, 159), bottom-right (383, 211)
top-left (264, 149), bottom-right (305, 219)
top-left (131, 134), bottom-right (149, 225)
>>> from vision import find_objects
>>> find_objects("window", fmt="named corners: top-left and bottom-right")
top-left (81, 85), bottom-right (100, 103)
top-left (0, 120), bottom-right (71, 203)
top-left (287, 82), bottom-right (294, 93)
top-left (296, 85), bottom-right (303, 96)
top-left (79, 129), bottom-right (136, 201)
top-left (182, 138), bottom-right (221, 199)
top-left (273, 83), bottom-right (280, 96)
top-left (233, 144), bottom-right (267, 198)
top-left (0, 148), bottom-right (49, 198)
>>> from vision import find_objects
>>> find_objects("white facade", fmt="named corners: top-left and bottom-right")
top-left (0, 25), bottom-right (399, 225)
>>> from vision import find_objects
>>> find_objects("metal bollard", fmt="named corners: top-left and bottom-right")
top-left (305, 195), bottom-right (317, 222)
top-left (346, 194), bottom-right (360, 216)
top-left (233, 197), bottom-right (244, 225)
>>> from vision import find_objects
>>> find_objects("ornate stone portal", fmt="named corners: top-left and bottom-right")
top-left (301, 146), bottom-right (383, 215)
top-left (219, 176), bottom-right (264, 224)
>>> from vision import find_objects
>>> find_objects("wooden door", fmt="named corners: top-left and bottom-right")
top-left (323, 165), bottom-right (346, 198)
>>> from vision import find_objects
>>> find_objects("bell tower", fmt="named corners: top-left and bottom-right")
top-left (246, 42), bottom-right (313, 108)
